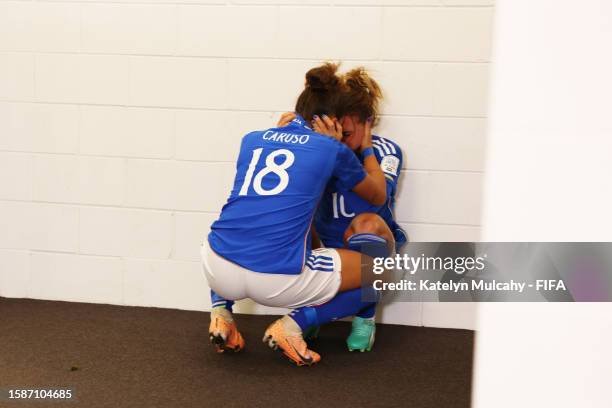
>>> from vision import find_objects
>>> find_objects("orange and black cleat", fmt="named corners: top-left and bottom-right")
top-left (263, 317), bottom-right (321, 366)
top-left (209, 308), bottom-right (245, 353)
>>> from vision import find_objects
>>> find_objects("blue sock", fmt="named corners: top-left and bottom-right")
top-left (356, 303), bottom-right (376, 319)
top-left (346, 233), bottom-right (392, 258)
top-left (210, 290), bottom-right (234, 313)
top-left (289, 287), bottom-right (381, 332)
top-left (345, 233), bottom-right (387, 320)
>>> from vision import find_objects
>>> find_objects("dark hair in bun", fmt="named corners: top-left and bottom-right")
top-left (295, 62), bottom-right (343, 122)
top-left (306, 63), bottom-right (340, 92)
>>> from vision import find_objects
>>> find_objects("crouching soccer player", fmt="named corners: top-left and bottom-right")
top-left (276, 68), bottom-right (407, 353)
top-left (201, 63), bottom-right (394, 366)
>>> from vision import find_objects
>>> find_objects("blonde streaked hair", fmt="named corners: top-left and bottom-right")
top-left (339, 67), bottom-right (383, 126)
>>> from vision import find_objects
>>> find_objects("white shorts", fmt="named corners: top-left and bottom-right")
top-left (200, 240), bottom-right (342, 309)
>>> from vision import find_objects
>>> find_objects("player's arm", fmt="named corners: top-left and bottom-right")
top-left (350, 118), bottom-right (386, 206)
top-left (352, 156), bottom-right (386, 206)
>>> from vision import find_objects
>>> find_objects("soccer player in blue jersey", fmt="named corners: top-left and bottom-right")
top-left (319, 68), bottom-right (407, 352)
top-left (202, 63), bottom-right (395, 366)
top-left (277, 68), bottom-right (407, 353)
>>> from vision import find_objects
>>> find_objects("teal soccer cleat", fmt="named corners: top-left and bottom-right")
top-left (347, 317), bottom-right (376, 352)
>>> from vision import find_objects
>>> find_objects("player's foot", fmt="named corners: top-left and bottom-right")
top-left (347, 316), bottom-right (376, 352)
top-left (209, 307), bottom-right (245, 353)
top-left (263, 316), bottom-right (321, 366)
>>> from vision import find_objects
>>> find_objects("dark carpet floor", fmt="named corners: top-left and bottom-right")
top-left (0, 297), bottom-right (474, 408)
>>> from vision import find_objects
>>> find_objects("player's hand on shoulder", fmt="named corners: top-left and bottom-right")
top-left (277, 112), bottom-right (296, 127)
top-left (312, 114), bottom-right (342, 142)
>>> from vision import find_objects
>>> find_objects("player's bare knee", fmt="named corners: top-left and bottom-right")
top-left (348, 213), bottom-right (387, 236)
top-left (353, 215), bottom-right (395, 247)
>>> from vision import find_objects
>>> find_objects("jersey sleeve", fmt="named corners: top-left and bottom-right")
top-left (372, 136), bottom-right (403, 199)
top-left (332, 142), bottom-right (367, 191)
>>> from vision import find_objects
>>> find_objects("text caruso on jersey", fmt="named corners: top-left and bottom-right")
top-left (262, 131), bottom-right (310, 145)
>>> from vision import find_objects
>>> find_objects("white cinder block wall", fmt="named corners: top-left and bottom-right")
top-left (0, 0), bottom-right (493, 330)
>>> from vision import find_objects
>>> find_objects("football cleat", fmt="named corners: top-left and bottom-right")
top-left (209, 308), bottom-right (245, 353)
top-left (347, 316), bottom-right (376, 352)
top-left (263, 316), bottom-right (321, 366)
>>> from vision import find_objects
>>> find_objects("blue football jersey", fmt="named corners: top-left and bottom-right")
top-left (208, 116), bottom-right (367, 275)
top-left (314, 135), bottom-right (408, 250)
